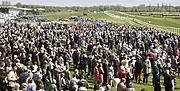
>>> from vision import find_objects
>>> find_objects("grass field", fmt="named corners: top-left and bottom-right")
top-left (42, 12), bottom-right (126, 24)
top-left (110, 11), bottom-right (180, 28)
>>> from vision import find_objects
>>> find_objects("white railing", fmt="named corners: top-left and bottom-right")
top-left (118, 12), bottom-right (180, 34)
top-left (105, 11), bottom-right (180, 34)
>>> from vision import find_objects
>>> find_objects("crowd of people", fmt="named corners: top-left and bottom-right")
top-left (0, 18), bottom-right (179, 91)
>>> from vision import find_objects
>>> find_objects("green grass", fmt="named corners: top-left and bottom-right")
top-left (42, 12), bottom-right (126, 24)
top-left (110, 11), bottom-right (130, 18)
top-left (84, 12), bottom-right (126, 24)
top-left (42, 12), bottom-right (83, 20)
top-left (111, 11), bottom-right (180, 28)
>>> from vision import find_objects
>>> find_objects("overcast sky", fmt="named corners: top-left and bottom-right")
top-left (2, 0), bottom-right (180, 6)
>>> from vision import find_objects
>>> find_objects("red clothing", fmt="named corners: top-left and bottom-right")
top-left (176, 49), bottom-right (180, 56)
top-left (117, 66), bottom-right (126, 79)
top-left (94, 67), bottom-right (99, 80)
top-left (98, 67), bottom-right (104, 81)
top-left (148, 51), bottom-right (154, 58)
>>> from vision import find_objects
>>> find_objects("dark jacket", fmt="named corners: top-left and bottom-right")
top-left (163, 72), bottom-right (173, 88)
top-left (153, 72), bottom-right (160, 86)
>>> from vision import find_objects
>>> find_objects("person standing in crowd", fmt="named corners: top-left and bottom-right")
top-left (18, 67), bottom-right (28, 89)
top-left (94, 62), bottom-right (99, 90)
top-left (77, 75), bottom-right (88, 91)
top-left (117, 78), bottom-right (126, 91)
top-left (126, 73), bottom-right (132, 89)
top-left (164, 68), bottom-right (173, 91)
top-left (124, 83), bottom-right (135, 91)
top-left (98, 63), bottom-right (104, 87)
top-left (48, 79), bottom-right (58, 91)
top-left (87, 55), bottom-right (93, 78)
top-left (0, 61), bottom-right (7, 91)
top-left (178, 59), bottom-right (180, 76)
top-left (103, 60), bottom-right (108, 86)
top-left (153, 67), bottom-right (161, 91)
top-left (117, 63), bottom-right (126, 79)
top-left (143, 56), bottom-right (151, 83)
top-left (26, 79), bottom-right (36, 91)
top-left (73, 50), bottom-right (80, 70)
top-left (21, 83), bottom-right (27, 91)
top-left (7, 66), bottom-right (17, 91)
top-left (135, 57), bottom-right (143, 83)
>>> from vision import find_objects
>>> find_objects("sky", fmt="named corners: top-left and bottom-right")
top-left (1, 0), bottom-right (180, 6)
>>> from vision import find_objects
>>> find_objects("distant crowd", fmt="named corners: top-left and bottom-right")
top-left (0, 18), bottom-right (179, 91)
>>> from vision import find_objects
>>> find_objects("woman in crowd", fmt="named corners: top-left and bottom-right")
top-left (98, 63), bottom-right (104, 87)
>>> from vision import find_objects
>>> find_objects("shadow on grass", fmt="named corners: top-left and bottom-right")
top-left (88, 86), bottom-right (94, 89)
top-left (88, 80), bottom-right (94, 83)
top-left (69, 68), bottom-right (74, 71)
top-left (148, 80), bottom-right (164, 85)
top-left (175, 87), bottom-right (180, 89)
top-left (133, 82), bottom-right (152, 87)
top-left (141, 83), bottom-right (153, 86)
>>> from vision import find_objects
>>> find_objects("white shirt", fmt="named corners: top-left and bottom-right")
top-left (121, 59), bottom-right (130, 68)
top-left (78, 87), bottom-right (87, 91)
top-left (71, 77), bottom-right (79, 83)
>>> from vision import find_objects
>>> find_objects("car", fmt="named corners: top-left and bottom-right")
top-left (59, 19), bottom-right (69, 22)
top-left (36, 17), bottom-right (50, 22)
top-left (20, 15), bottom-right (29, 19)
top-left (69, 16), bottom-right (79, 20)
top-left (10, 18), bottom-right (21, 22)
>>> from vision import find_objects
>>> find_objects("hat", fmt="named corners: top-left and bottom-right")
top-left (16, 63), bottom-right (22, 68)
top-left (128, 82), bottom-right (133, 87)
top-left (154, 39), bottom-right (158, 42)
top-left (121, 78), bottom-right (126, 82)
top-left (106, 85), bottom-right (111, 90)
top-left (97, 59), bottom-right (102, 63)
top-left (44, 60), bottom-right (48, 64)
top-left (84, 54), bottom-right (87, 58)
top-left (52, 79), bottom-right (56, 84)
top-left (14, 55), bottom-right (18, 58)
top-left (40, 48), bottom-right (44, 52)
top-left (167, 63), bottom-right (171, 68)
top-left (22, 83), bottom-right (27, 87)
top-left (21, 48), bottom-right (26, 52)
top-left (75, 69), bottom-right (79, 74)
top-left (22, 66), bottom-right (28, 71)
top-left (32, 65), bottom-right (37, 73)
top-left (15, 59), bottom-right (20, 63)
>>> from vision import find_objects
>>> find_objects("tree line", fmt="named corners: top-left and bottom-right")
top-left (5, 2), bottom-right (180, 12)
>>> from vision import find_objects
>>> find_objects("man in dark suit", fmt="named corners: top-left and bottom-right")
top-left (72, 50), bottom-right (80, 70)
top-left (103, 60), bottom-right (108, 86)
top-left (135, 56), bottom-right (143, 83)
top-left (0, 61), bottom-right (7, 91)
top-left (153, 67), bottom-right (161, 91)
top-left (87, 55), bottom-right (93, 78)
top-left (164, 68), bottom-right (173, 91)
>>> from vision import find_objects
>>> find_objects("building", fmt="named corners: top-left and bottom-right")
top-left (0, 6), bottom-right (32, 16)
top-left (2, 0), bottom-right (11, 6)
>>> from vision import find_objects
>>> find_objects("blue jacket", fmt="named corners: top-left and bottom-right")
top-left (27, 83), bottom-right (36, 91)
